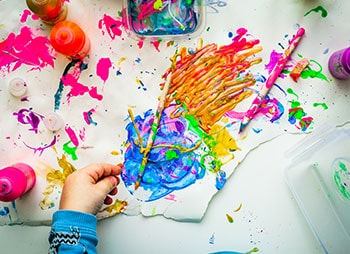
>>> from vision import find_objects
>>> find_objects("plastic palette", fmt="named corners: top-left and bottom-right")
top-left (285, 125), bottom-right (350, 254)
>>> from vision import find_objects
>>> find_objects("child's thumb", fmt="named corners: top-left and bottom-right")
top-left (97, 175), bottom-right (119, 195)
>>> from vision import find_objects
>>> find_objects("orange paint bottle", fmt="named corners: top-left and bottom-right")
top-left (26, 0), bottom-right (68, 25)
top-left (50, 21), bottom-right (91, 60)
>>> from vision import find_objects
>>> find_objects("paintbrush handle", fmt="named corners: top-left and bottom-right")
top-left (135, 73), bottom-right (172, 189)
top-left (239, 27), bottom-right (305, 133)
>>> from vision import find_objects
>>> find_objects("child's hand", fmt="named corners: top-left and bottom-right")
top-left (59, 163), bottom-right (122, 215)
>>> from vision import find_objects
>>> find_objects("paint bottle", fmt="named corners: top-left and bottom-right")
top-left (0, 163), bottom-right (36, 202)
top-left (50, 21), bottom-right (91, 60)
top-left (328, 47), bottom-right (350, 80)
top-left (8, 78), bottom-right (28, 97)
top-left (26, 0), bottom-right (68, 25)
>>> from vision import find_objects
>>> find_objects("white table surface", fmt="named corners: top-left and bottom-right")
top-left (0, 133), bottom-right (324, 254)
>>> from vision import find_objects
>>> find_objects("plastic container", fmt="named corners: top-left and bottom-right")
top-left (26, 0), bottom-right (68, 25)
top-left (285, 125), bottom-right (350, 253)
top-left (328, 47), bottom-right (350, 80)
top-left (123, 0), bottom-right (206, 40)
top-left (0, 163), bottom-right (36, 202)
top-left (50, 21), bottom-right (90, 60)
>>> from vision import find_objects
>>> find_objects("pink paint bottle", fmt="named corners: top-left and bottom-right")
top-left (26, 0), bottom-right (68, 25)
top-left (328, 47), bottom-right (350, 80)
top-left (0, 163), bottom-right (36, 202)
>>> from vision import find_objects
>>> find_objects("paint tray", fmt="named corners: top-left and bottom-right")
top-left (123, 0), bottom-right (205, 39)
top-left (285, 125), bottom-right (350, 253)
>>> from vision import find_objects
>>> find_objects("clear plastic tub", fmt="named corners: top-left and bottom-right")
top-left (285, 125), bottom-right (350, 253)
top-left (123, 0), bottom-right (205, 40)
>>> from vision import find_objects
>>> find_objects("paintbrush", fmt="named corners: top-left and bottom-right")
top-left (134, 73), bottom-right (172, 190)
top-left (239, 27), bottom-right (305, 133)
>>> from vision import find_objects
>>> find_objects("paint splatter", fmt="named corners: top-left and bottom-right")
top-left (287, 88), bottom-right (314, 131)
top-left (0, 26), bottom-right (54, 74)
top-left (13, 108), bottom-right (43, 133)
top-left (304, 6), bottom-right (328, 18)
top-left (313, 102), bottom-right (328, 110)
top-left (226, 213), bottom-right (234, 223)
top-left (98, 14), bottom-right (124, 40)
top-left (96, 57), bottom-right (112, 83)
top-left (83, 108), bottom-right (98, 126)
top-left (23, 136), bottom-right (57, 156)
top-left (39, 155), bottom-right (77, 210)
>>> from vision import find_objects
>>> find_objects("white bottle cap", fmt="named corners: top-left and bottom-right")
top-left (8, 78), bottom-right (27, 97)
top-left (43, 112), bottom-right (64, 132)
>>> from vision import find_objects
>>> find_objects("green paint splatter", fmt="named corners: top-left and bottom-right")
top-left (226, 213), bottom-right (234, 223)
top-left (304, 6), bottom-right (328, 18)
top-left (313, 102), bottom-right (328, 110)
top-left (300, 60), bottom-right (329, 82)
top-left (165, 149), bottom-right (179, 160)
top-left (287, 88), bottom-right (299, 99)
top-left (333, 161), bottom-right (350, 200)
top-left (63, 141), bottom-right (78, 160)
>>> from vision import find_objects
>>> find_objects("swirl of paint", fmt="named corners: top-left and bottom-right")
top-left (122, 105), bottom-right (205, 201)
top-left (128, 0), bottom-right (198, 36)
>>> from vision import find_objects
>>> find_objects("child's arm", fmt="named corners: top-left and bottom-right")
top-left (48, 163), bottom-right (122, 253)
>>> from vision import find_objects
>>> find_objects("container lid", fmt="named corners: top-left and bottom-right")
top-left (285, 124), bottom-right (350, 253)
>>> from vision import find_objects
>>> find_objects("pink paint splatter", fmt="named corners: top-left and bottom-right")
top-left (98, 14), bottom-right (124, 40)
top-left (0, 26), bottom-right (54, 74)
top-left (89, 87), bottom-right (103, 100)
top-left (96, 57), bottom-right (112, 83)
top-left (65, 125), bottom-right (79, 147)
top-left (83, 108), bottom-right (97, 125)
top-left (265, 50), bottom-right (290, 79)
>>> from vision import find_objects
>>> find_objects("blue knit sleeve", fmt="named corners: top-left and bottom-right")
top-left (48, 210), bottom-right (98, 254)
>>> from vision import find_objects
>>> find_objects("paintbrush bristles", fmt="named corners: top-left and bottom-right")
top-left (134, 73), bottom-right (172, 190)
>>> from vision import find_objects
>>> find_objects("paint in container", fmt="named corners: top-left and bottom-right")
top-left (0, 163), bottom-right (36, 202)
top-left (26, 0), bottom-right (68, 25)
top-left (50, 21), bottom-right (91, 60)
top-left (328, 47), bottom-right (350, 80)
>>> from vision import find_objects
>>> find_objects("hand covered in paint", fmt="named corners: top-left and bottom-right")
top-left (59, 163), bottom-right (122, 215)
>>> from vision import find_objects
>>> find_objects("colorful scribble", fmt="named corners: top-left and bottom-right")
top-left (122, 28), bottom-right (262, 200)
top-left (0, 26), bottom-right (54, 74)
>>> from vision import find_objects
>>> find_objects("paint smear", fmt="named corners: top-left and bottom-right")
top-left (333, 159), bottom-right (350, 200)
top-left (0, 26), bottom-right (54, 74)
top-left (304, 6), bottom-right (328, 18)
top-left (96, 57), bottom-right (112, 83)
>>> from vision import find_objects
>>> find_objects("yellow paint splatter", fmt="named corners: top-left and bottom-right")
top-left (100, 199), bottom-right (128, 216)
top-left (226, 213), bottom-right (234, 223)
top-left (234, 203), bottom-right (242, 212)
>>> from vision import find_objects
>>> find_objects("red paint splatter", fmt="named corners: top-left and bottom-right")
top-left (96, 57), bottom-right (112, 83)
top-left (0, 26), bottom-right (54, 74)
top-left (150, 39), bottom-right (161, 52)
